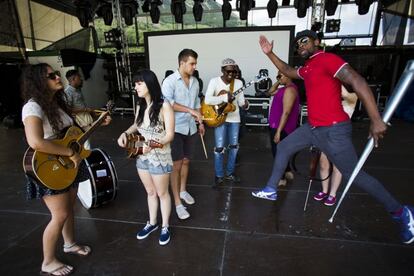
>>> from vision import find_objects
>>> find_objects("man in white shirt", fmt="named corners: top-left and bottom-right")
top-left (204, 58), bottom-right (248, 187)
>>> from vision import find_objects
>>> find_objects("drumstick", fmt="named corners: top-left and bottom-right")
top-left (200, 133), bottom-right (208, 159)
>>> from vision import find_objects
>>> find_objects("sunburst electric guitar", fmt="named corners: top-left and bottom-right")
top-left (201, 74), bottom-right (269, 127)
top-left (23, 104), bottom-right (113, 190)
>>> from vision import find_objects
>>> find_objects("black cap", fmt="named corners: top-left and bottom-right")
top-left (294, 30), bottom-right (319, 43)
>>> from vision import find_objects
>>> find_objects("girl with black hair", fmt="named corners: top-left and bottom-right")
top-left (21, 63), bottom-right (110, 275)
top-left (117, 69), bottom-right (174, 246)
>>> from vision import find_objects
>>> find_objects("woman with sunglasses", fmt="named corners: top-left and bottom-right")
top-left (117, 69), bottom-right (174, 246)
top-left (267, 72), bottom-right (300, 186)
top-left (21, 64), bottom-right (106, 275)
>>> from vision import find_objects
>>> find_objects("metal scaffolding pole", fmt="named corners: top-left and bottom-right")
top-left (329, 59), bottom-right (414, 223)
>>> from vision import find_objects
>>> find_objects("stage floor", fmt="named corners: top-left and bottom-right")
top-left (1, 115), bottom-right (414, 275)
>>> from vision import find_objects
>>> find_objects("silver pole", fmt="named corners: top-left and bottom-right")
top-left (329, 60), bottom-right (414, 223)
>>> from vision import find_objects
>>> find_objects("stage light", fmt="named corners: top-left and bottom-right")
top-left (142, 0), bottom-right (150, 12)
top-left (237, 0), bottom-right (249, 20)
top-left (356, 0), bottom-right (373, 15)
top-left (150, 1), bottom-right (161, 23)
top-left (96, 2), bottom-right (113, 26)
top-left (311, 21), bottom-right (323, 32)
top-left (193, 0), bottom-right (204, 22)
top-left (294, 0), bottom-right (310, 18)
top-left (74, 0), bottom-right (93, 28)
top-left (120, 0), bottom-right (138, 26)
top-left (171, 0), bottom-right (186, 24)
top-left (325, 0), bottom-right (338, 16)
top-left (104, 28), bottom-right (122, 43)
top-left (326, 19), bottom-right (341, 33)
top-left (267, 0), bottom-right (278, 18)
top-left (222, 0), bottom-right (232, 21)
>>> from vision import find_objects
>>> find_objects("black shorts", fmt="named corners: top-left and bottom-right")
top-left (171, 132), bottom-right (197, 161)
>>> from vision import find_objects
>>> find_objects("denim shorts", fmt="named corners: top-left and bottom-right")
top-left (136, 158), bottom-right (172, 175)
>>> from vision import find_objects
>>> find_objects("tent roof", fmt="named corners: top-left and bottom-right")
top-left (32, 0), bottom-right (77, 16)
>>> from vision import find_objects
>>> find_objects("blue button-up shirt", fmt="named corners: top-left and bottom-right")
top-left (162, 70), bottom-right (200, 136)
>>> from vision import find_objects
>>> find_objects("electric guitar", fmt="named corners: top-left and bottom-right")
top-left (125, 133), bottom-right (163, 159)
top-left (23, 103), bottom-right (114, 190)
top-left (201, 74), bottom-right (269, 127)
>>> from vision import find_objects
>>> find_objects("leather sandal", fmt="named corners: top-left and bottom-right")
top-left (39, 264), bottom-right (73, 276)
top-left (63, 242), bottom-right (92, 256)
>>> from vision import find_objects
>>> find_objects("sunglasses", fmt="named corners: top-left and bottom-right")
top-left (224, 70), bottom-right (237, 74)
top-left (295, 37), bottom-right (310, 48)
top-left (46, 71), bottom-right (61, 80)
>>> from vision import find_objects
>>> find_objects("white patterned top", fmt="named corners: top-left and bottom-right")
top-left (136, 106), bottom-right (172, 167)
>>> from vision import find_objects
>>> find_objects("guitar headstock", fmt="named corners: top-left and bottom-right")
top-left (105, 100), bottom-right (115, 113)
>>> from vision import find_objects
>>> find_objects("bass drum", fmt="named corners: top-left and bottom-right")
top-left (77, 148), bottom-right (118, 209)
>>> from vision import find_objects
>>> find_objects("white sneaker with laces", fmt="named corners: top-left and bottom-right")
top-left (176, 204), bottom-right (190, 220)
top-left (180, 191), bottom-right (195, 205)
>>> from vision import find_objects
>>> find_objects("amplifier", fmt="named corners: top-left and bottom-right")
top-left (244, 97), bottom-right (270, 126)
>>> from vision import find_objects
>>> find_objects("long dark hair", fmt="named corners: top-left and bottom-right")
top-left (133, 69), bottom-right (164, 127)
top-left (20, 63), bottom-right (71, 133)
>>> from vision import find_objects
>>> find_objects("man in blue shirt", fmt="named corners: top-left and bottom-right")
top-left (162, 49), bottom-right (206, 220)
top-left (65, 69), bottom-right (94, 149)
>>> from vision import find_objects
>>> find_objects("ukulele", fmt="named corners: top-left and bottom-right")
top-left (125, 133), bottom-right (163, 159)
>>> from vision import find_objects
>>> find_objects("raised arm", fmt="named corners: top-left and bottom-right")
top-left (259, 35), bottom-right (299, 80)
top-left (336, 64), bottom-right (386, 147)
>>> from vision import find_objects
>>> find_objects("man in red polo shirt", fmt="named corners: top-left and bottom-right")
top-left (252, 29), bottom-right (414, 245)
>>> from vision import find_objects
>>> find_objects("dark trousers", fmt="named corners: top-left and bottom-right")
top-left (269, 127), bottom-right (291, 177)
top-left (266, 121), bottom-right (401, 213)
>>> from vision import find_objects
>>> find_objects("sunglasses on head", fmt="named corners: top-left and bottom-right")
top-left (295, 37), bottom-right (310, 48)
top-left (46, 71), bottom-right (61, 80)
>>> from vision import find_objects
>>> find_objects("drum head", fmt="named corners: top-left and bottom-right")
top-left (77, 179), bottom-right (93, 209)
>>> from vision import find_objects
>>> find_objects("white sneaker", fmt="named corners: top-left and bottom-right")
top-left (285, 172), bottom-right (294, 181)
top-left (180, 191), bottom-right (195, 205)
top-left (176, 204), bottom-right (190, 220)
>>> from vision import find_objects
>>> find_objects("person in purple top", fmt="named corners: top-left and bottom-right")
top-left (267, 71), bottom-right (300, 186)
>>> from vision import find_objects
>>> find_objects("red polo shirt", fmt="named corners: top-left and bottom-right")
top-left (297, 50), bottom-right (350, 126)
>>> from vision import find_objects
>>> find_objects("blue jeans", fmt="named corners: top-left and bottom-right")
top-left (266, 121), bottom-right (400, 212)
top-left (214, 122), bottom-right (240, 177)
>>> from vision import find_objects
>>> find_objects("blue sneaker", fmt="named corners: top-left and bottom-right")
top-left (399, 206), bottom-right (414, 244)
top-left (159, 226), bottom-right (171, 246)
top-left (251, 186), bottom-right (277, 201)
top-left (137, 222), bottom-right (158, 240)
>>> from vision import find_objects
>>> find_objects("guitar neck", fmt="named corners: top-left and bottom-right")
top-left (232, 80), bottom-right (254, 97)
top-left (78, 111), bottom-right (108, 144)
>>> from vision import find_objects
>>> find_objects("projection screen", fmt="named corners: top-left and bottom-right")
top-left (145, 26), bottom-right (295, 96)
